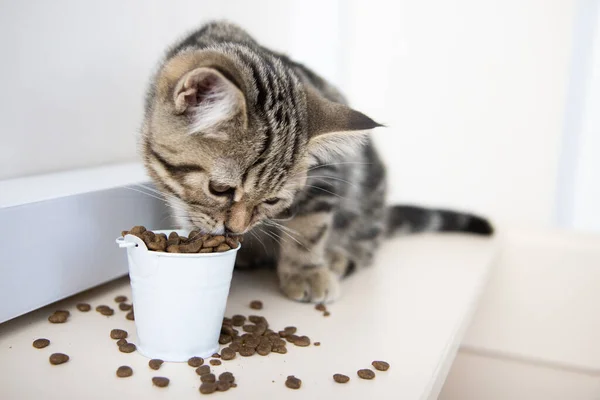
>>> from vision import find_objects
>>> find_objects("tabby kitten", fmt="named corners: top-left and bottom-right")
top-left (141, 21), bottom-right (493, 303)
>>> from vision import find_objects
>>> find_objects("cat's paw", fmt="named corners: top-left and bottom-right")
top-left (279, 268), bottom-right (341, 303)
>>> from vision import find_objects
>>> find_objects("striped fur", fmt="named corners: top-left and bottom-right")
top-left (141, 21), bottom-right (493, 303)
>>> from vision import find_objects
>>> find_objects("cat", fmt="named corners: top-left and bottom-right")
top-left (141, 21), bottom-right (493, 303)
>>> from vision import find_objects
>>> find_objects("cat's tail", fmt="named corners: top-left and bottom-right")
top-left (386, 205), bottom-right (494, 236)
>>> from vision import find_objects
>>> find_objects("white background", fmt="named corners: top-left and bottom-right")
top-left (0, 0), bottom-right (597, 231)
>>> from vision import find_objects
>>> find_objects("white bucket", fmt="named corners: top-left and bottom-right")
top-left (115, 230), bottom-right (240, 362)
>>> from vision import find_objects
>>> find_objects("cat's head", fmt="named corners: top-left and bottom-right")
top-left (141, 48), bottom-right (380, 234)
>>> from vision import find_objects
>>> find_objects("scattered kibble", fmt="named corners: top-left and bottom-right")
top-left (32, 338), bottom-right (50, 349)
top-left (116, 339), bottom-right (127, 346)
top-left (188, 357), bottom-right (204, 367)
top-left (118, 343), bottom-right (136, 353)
top-left (314, 342), bottom-right (321, 346)
top-left (315, 304), bottom-right (326, 312)
top-left (323, 311), bottom-right (331, 317)
top-left (199, 382), bottom-right (217, 394)
top-left (218, 372), bottom-right (235, 383)
top-left (118, 303), bottom-right (132, 311)
top-left (209, 359), bottom-right (221, 366)
top-left (149, 359), bottom-right (164, 370)
top-left (285, 375), bottom-right (302, 389)
top-left (249, 300), bottom-right (263, 310)
top-left (357, 369), bottom-right (375, 380)
top-left (152, 377), bottom-right (169, 388)
top-left (116, 366), bottom-right (133, 378)
top-left (196, 365), bottom-right (211, 376)
top-left (221, 347), bottom-right (236, 360)
top-left (293, 335), bottom-right (311, 347)
top-left (200, 373), bottom-right (216, 383)
top-left (114, 295), bottom-right (127, 303)
top-left (48, 311), bottom-right (68, 324)
top-left (76, 303), bottom-right (91, 312)
top-left (126, 311), bottom-right (134, 321)
top-left (333, 373), bottom-right (350, 383)
top-left (110, 329), bottom-right (128, 340)
top-left (49, 353), bottom-right (69, 365)
top-left (372, 360), bottom-right (390, 371)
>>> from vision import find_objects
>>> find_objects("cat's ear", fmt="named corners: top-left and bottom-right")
top-left (173, 67), bottom-right (246, 137)
top-left (305, 86), bottom-right (382, 160)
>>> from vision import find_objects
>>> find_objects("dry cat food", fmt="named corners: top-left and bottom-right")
top-left (220, 347), bottom-right (236, 360)
top-left (149, 359), bottom-right (164, 370)
top-left (315, 303), bottom-right (331, 317)
top-left (76, 303), bottom-right (91, 312)
top-left (188, 357), bottom-right (204, 367)
top-left (32, 338), bottom-right (50, 349)
top-left (372, 360), bottom-right (390, 371)
top-left (333, 373), bottom-right (350, 383)
top-left (116, 339), bottom-right (127, 346)
top-left (357, 369), bottom-right (375, 380)
top-left (116, 366), bottom-right (133, 378)
top-left (49, 353), bottom-right (69, 365)
top-left (196, 365), bottom-right (211, 376)
top-left (314, 342), bottom-right (321, 346)
top-left (231, 315), bottom-right (246, 326)
top-left (323, 311), bottom-right (331, 317)
top-left (218, 372), bottom-right (234, 384)
top-left (285, 375), bottom-right (302, 389)
top-left (200, 373), bottom-right (216, 383)
top-left (121, 226), bottom-right (242, 254)
top-left (118, 302), bottom-right (132, 311)
top-left (293, 335), bottom-right (311, 347)
top-left (209, 359), bottom-right (221, 366)
top-left (199, 382), bottom-right (217, 394)
top-left (110, 329), bottom-right (128, 340)
top-left (48, 310), bottom-right (69, 324)
top-left (96, 305), bottom-right (114, 316)
top-left (249, 300), bottom-right (263, 310)
top-left (126, 311), bottom-right (134, 321)
top-left (114, 295), bottom-right (127, 303)
top-left (118, 343), bottom-right (136, 353)
top-left (152, 377), bottom-right (170, 388)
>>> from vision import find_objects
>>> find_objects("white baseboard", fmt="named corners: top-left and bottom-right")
top-left (0, 163), bottom-right (171, 323)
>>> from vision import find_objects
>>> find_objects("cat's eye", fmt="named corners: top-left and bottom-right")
top-left (209, 181), bottom-right (234, 196)
top-left (264, 197), bottom-right (280, 205)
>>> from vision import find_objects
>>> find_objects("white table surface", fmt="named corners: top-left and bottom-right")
top-left (0, 234), bottom-right (498, 400)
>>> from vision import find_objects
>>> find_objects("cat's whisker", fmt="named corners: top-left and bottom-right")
top-left (122, 186), bottom-right (188, 212)
top-left (263, 221), bottom-right (307, 249)
top-left (250, 228), bottom-right (269, 254)
top-left (291, 161), bottom-right (372, 178)
top-left (264, 220), bottom-right (302, 239)
top-left (302, 185), bottom-right (347, 199)
top-left (136, 183), bottom-right (183, 204)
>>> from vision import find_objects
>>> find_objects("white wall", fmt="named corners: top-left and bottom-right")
top-left (0, 0), bottom-right (342, 180)
top-left (344, 0), bottom-right (576, 228)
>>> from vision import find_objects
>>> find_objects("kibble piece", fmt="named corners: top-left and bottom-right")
top-left (212, 353), bottom-right (221, 358)
top-left (179, 239), bottom-right (203, 253)
top-left (54, 310), bottom-right (69, 317)
top-left (231, 315), bottom-right (246, 326)
top-left (130, 226), bottom-right (146, 234)
top-left (118, 303), bottom-right (132, 311)
top-left (199, 248), bottom-right (213, 253)
top-left (166, 245), bottom-right (180, 253)
top-left (225, 236), bottom-right (239, 249)
top-left (76, 303), bottom-right (91, 312)
top-left (100, 308), bottom-right (114, 316)
top-left (286, 334), bottom-right (299, 344)
top-left (32, 338), bottom-right (50, 349)
top-left (203, 235), bottom-right (225, 248)
top-left (272, 346), bottom-right (287, 354)
top-left (249, 300), bottom-right (263, 310)
top-left (200, 373), bottom-right (216, 383)
top-left (324, 311), bottom-right (331, 317)
top-left (333, 374), bottom-right (350, 383)
top-left (242, 324), bottom-right (257, 333)
top-left (96, 305), bottom-right (109, 312)
top-left (228, 342), bottom-right (241, 352)
top-left (49, 353), bottom-right (69, 365)
top-left (149, 359), bottom-right (164, 370)
top-left (152, 377), bottom-right (169, 388)
top-left (167, 232), bottom-right (180, 247)
top-left (221, 325), bottom-right (236, 337)
top-left (199, 382), bottom-right (217, 394)
top-left (119, 343), bottom-right (136, 353)
top-left (209, 359), bottom-right (221, 366)
top-left (114, 295), bottom-right (127, 303)
top-left (221, 347), bottom-right (236, 361)
top-left (216, 381), bottom-right (231, 391)
top-left (294, 335), bottom-right (311, 347)
top-left (48, 313), bottom-right (68, 324)
top-left (357, 369), bottom-right (375, 380)
top-left (110, 329), bottom-right (128, 340)
top-left (372, 360), bottom-right (390, 371)
top-left (196, 365), bottom-right (211, 376)
top-left (284, 326), bottom-right (297, 334)
top-left (188, 357), bottom-right (204, 367)
top-left (315, 303), bottom-right (326, 312)
top-left (314, 342), bottom-right (321, 346)
top-left (257, 343), bottom-right (271, 356)
top-left (116, 339), bottom-right (127, 346)
top-left (215, 243), bottom-right (231, 252)
top-left (248, 315), bottom-right (265, 324)
top-left (285, 375), bottom-right (302, 389)
top-left (116, 366), bottom-right (133, 378)
top-left (239, 346), bottom-right (255, 357)
top-left (218, 372), bottom-right (235, 383)
top-left (218, 334), bottom-right (232, 346)
top-left (126, 311), bottom-right (134, 320)
top-left (242, 335), bottom-right (260, 348)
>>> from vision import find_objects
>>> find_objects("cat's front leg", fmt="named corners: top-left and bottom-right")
top-left (276, 212), bottom-right (341, 303)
